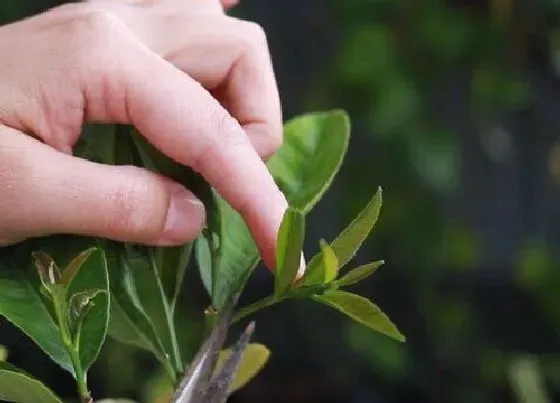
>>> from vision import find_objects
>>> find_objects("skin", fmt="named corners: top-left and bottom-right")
top-left (0, 0), bottom-right (304, 273)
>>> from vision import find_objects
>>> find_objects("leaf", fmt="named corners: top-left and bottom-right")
top-left (68, 289), bottom-right (105, 339)
top-left (0, 346), bottom-right (8, 362)
top-left (0, 362), bottom-right (63, 403)
top-left (312, 290), bottom-right (405, 342)
top-left (105, 249), bottom-right (168, 364)
top-left (267, 110), bottom-right (350, 213)
top-left (213, 343), bottom-right (271, 394)
top-left (32, 252), bottom-right (61, 289)
top-left (0, 257), bottom-right (73, 374)
top-left (155, 244), bottom-right (193, 313)
top-left (333, 261), bottom-right (384, 287)
top-left (301, 240), bottom-right (339, 286)
top-left (274, 208), bottom-right (305, 297)
top-left (111, 247), bottom-right (183, 375)
top-left (65, 247), bottom-right (110, 372)
top-left (197, 196), bottom-right (260, 310)
top-left (60, 247), bottom-right (96, 286)
top-left (308, 187), bottom-right (382, 273)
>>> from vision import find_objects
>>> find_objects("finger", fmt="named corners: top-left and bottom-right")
top-left (81, 27), bottom-right (288, 270)
top-left (108, 10), bottom-right (283, 159)
top-left (167, 16), bottom-right (283, 160)
top-left (0, 125), bottom-right (205, 246)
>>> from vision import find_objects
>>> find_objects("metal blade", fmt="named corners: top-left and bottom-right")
top-left (172, 295), bottom-right (239, 403)
top-left (203, 321), bottom-right (256, 403)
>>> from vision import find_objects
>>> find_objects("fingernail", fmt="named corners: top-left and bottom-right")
top-left (162, 184), bottom-right (205, 242)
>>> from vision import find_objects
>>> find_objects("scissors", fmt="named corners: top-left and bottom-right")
top-left (172, 293), bottom-right (256, 403)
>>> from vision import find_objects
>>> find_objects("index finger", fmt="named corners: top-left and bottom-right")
top-left (97, 42), bottom-right (287, 270)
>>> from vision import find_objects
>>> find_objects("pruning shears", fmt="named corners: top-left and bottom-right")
top-left (172, 294), bottom-right (255, 403)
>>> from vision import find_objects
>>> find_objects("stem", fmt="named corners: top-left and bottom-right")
top-left (52, 290), bottom-right (90, 401)
top-left (148, 249), bottom-right (182, 374)
top-left (231, 296), bottom-right (279, 324)
top-left (231, 287), bottom-right (316, 324)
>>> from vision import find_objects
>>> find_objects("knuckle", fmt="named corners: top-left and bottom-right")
top-left (241, 20), bottom-right (268, 47)
top-left (231, 19), bottom-right (269, 54)
top-left (68, 9), bottom-right (128, 65)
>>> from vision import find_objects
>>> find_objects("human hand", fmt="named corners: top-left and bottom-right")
top-left (0, 0), bottom-right (294, 272)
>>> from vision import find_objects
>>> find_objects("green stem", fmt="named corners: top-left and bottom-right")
top-left (51, 289), bottom-right (90, 401)
top-left (231, 287), bottom-right (320, 324)
top-left (148, 249), bottom-right (182, 374)
top-left (231, 296), bottom-right (280, 324)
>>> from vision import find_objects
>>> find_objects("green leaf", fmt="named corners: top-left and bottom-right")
top-left (65, 247), bottom-right (110, 372)
top-left (60, 247), bottom-right (96, 286)
top-left (301, 240), bottom-right (339, 286)
top-left (197, 196), bottom-right (260, 310)
top-left (68, 289), bottom-right (105, 340)
top-left (155, 244), bottom-right (193, 313)
top-left (0, 346), bottom-right (8, 362)
top-left (0, 362), bottom-right (63, 403)
top-left (105, 250), bottom-right (169, 366)
top-left (274, 208), bottom-right (305, 297)
top-left (111, 248), bottom-right (181, 375)
top-left (312, 290), bottom-right (405, 342)
top-left (309, 187), bottom-right (382, 272)
top-left (333, 261), bottom-right (384, 287)
top-left (213, 343), bottom-right (271, 394)
top-left (267, 110), bottom-right (350, 213)
top-left (0, 257), bottom-right (73, 374)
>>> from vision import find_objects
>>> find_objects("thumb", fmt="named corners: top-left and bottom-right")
top-left (0, 126), bottom-right (205, 245)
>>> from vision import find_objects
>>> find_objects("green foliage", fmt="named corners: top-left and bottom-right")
top-left (267, 110), bottom-right (350, 213)
top-left (0, 362), bottom-right (63, 403)
top-left (0, 109), bottom-right (405, 401)
top-left (274, 208), bottom-right (305, 297)
top-left (312, 290), bottom-right (405, 342)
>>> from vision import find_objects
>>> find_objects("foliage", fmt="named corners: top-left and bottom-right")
top-left (0, 110), bottom-right (403, 401)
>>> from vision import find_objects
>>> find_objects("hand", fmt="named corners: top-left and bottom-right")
top-left (0, 0), bottom-right (289, 271)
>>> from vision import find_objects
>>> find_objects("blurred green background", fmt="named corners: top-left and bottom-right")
top-left (1, 0), bottom-right (560, 402)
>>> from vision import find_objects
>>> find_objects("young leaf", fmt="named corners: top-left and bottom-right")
top-left (312, 290), bottom-right (405, 342)
top-left (32, 252), bottom-right (61, 289)
top-left (306, 187), bottom-right (382, 274)
top-left (68, 289), bottom-right (105, 339)
top-left (0, 258), bottom-right (73, 374)
top-left (301, 240), bottom-right (339, 286)
top-left (0, 362), bottom-right (63, 403)
top-left (60, 247), bottom-right (96, 286)
top-left (213, 343), bottom-right (271, 394)
top-left (274, 208), bottom-right (305, 297)
top-left (267, 110), bottom-right (350, 213)
top-left (65, 247), bottom-right (110, 372)
top-left (333, 260), bottom-right (384, 287)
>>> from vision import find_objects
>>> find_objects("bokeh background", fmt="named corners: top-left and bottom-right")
top-left (1, 0), bottom-right (560, 402)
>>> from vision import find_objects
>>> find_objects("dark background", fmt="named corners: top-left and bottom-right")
top-left (1, 0), bottom-right (559, 402)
